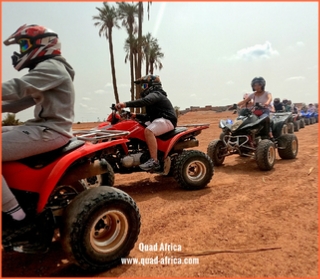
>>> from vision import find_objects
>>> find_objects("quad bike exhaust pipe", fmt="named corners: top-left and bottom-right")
top-left (59, 159), bottom-right (111, 185)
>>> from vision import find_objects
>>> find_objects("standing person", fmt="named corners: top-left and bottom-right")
top-left (2, 24), bottom-right (75, 230)
top-left (116, 75), bottom-right (177, 171)
top-left (237, 77), bottom-right (274, 140)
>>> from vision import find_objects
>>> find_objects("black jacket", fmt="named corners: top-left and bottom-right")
top-left (125, 89), bottom-right (177, 127)
top-left (274, 102), bottom-right (285, 112)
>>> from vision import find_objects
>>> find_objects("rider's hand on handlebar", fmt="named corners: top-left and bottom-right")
top-left (131, 113), bottom-right (136, 119)
top-left (116, 102), bottom-right (126, 110)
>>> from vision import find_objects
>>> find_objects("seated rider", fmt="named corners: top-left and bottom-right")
top-left (237, 77), bottom-right (275, 141)
top-left (282, 99), bottom-right (292, 112)
top-left (240, 93), bottom-right (254, 109)
top-left (273, 98), bottom-right (285, 112)
top-left (307, 103), bottom-right (316, 113)
top-left (116, 75), bottom-right (177, 171)
top-left (2, 24), bottom-right (75, 230)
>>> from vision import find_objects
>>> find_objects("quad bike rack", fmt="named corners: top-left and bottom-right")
top-left (73, 129), bottom-right (130, 142)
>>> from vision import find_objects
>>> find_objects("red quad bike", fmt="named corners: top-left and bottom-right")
top-left (95, 104), bottom-right (214, 190)
top-left (2, 130), bottom-right (141, 271)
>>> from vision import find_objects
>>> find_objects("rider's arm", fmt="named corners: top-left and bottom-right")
top-left (2, 96), bottom-right (36, 113)
top-left (265, 92), bottom-right (272, 106)
top-left (2, 60), bottom-right (67, 101)
top-left (238, 96), bottom-right (251, 107)
top-left (125, 92), bottom-right (161, 108)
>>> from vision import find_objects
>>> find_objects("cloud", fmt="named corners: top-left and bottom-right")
top-left (226, 80), bottom-right (234, 85)
top-left (231, 41), bottom-right (279, 61)
top-left (285, 76), bottom-right (306, 82)
top-left (79, 103), bottom-right (88, 108)
top-left (82, 97), bottom-right (91, 101)
top-left (105, 83), bottom-right (112, 88)
top-left (296, 41), bottom-right (305, 47)
top-left (95, 89), bottom-right (105, 94)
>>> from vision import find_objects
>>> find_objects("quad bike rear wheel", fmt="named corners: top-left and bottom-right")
top-left (173, 150), bottom-right (214, 190)
top-left (255, 139), bottom-right (276, 171)
top-left (61, 186), bottom-right (140, 271)
top-left (277, 134), bottom-right (298, 159)
top-left (207, 139), bottom-right (226, 166)
top-left (305, 118), bottom-right (310, 125)
top-left (300, 119), bottom-right (305, 128)
top-left (310, 117), bottom-right (316, 124)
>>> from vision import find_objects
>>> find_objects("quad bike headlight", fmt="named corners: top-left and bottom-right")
top-left (231, 120), bottom-right (243, 131)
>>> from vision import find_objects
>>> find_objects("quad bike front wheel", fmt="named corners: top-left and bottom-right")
top-left (277, 134), bottom-right (298, 159)
top-left (255, 139), bottom-right (276, 171)
top-left (173, 150), bottom-right (214, 190)
top-left (207, 139), bottom-right (226, 166)
top-left (61, 186), bottom-right (140, 271)
top-left (294, 120), bottom-right (300, 132)
top-left (287, 122), bottom-right (294, 133)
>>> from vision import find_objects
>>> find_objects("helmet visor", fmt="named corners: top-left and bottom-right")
top-left (141, 83), bottom-right (148, 90)
top-left (18, 38), bottom-right (32, 53)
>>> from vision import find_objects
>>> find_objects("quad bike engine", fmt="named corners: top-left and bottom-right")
top-left (121, 153), bottom-right (144, 168)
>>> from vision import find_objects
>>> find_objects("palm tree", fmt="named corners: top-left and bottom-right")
top-left (117, 2), bottom-right (139, 108)
top-left (142, 34), bottom-right (164, 75)
top-left (142, 33), bottom-right (155, 75)
top-left (149, 40), bottom-right (164, 75)
top-left (93, 2), bottom-right (120, 104)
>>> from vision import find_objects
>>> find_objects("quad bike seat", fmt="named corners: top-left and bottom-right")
top-left (157, 127), bottom-right (188, 141)
top-left (19, 138), bottom-right (85, 169)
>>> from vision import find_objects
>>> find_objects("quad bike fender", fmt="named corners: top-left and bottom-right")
top-left (159, 126), bottom-right (209, 158)
top-left (37, 138), bottom-right (128, 213)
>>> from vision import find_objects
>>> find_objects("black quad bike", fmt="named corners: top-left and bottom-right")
top-left (207, 103), bottom-right (298, 171)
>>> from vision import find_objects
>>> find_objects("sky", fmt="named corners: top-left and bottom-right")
top-left (1, 1), bottom-right (318, 122)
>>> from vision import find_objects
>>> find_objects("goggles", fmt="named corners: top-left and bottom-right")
top-left (141, 83), bottom-right (148, 90)
top-left (18, 38), bottom-right (32, 53)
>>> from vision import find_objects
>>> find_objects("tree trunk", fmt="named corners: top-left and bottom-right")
top-left (136, 1), bottom-right (143, 113)
top-left (108, 27), bottom-right (119, 104)
top-left (150, 61), bottom-right (154, 75)
top-left (129, 24), bottom-right (135, 112)
top-left (145, 54), bottom-right (149, 75)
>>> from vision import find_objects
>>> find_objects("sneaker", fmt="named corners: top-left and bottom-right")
top-left (139, 158), bottom-right (161, 171)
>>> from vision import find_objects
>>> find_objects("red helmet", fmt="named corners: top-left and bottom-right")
top-left (3, 24), bottom-right (61, 71)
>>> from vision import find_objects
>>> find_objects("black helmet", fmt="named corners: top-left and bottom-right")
top-left (251, 77), bottom-right (266, 91)
top-left (274, 98), bottom-right (280, 104)
top-left (134, 75), bottom-right (161, 88)
top-left (134, 75), bottom-right (162, 97)
top-left (283, 98), bottom-right (288, 104)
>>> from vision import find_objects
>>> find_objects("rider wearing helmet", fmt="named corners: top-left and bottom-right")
top-left (237, 77), bottom-right (274, 140)
top-left (308, 103), bottom-right (316, 113)
top-left (2, 24), bottom-right (75, 231)
top-left (273, 98), bottom-right (285, 112)
top-left (116, 75), bottom-right (177, 171)
top-left (240, 93), bottom-right (254, 109)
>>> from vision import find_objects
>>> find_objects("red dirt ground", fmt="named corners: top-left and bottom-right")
top-left (2, 111), bottom-right (319, 277)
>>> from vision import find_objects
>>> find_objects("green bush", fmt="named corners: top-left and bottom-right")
top-left (2, 113), bottom-right (23, 126)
